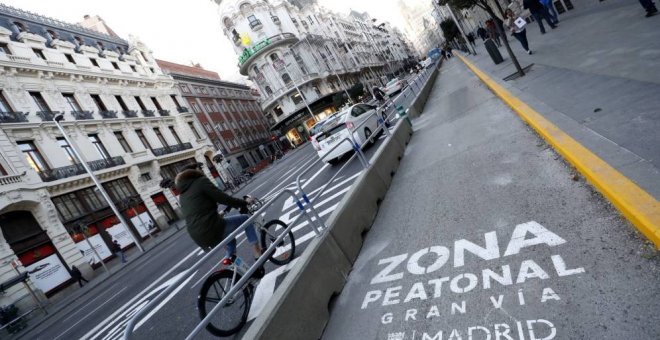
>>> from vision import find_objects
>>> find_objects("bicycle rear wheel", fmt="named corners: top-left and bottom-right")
top-left (260, 219), bottom-right (295, 266)
top-left (197, 270), bottom-right (251, 337)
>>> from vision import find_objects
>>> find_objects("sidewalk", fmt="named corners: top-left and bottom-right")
top-left (463, 0), bottom-right (660, 199)
top-left (322, 57), bottom-right (659, 339)
top-left (8, 221), bottom-right (187, 340)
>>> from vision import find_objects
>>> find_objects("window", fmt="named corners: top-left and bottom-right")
top-left (0, 43), bottom-right (11, 55)
top-left (135, 129), bottom-right (151, 150)
top-left (169, 126), bottom-right (183, 144)
top-left (140, 51), bottom-right (148, 61)
top-left (291, 93), bottom-right (303, 105)
top-left (114, 131), bottom-right (133, 153)
top-left (62, 93), bottom-right (82, 112)
top-left (115, 96), bottom-right (129, 111)
top-left (140, 173), bottom-right (152, 181)
top-left (191, 102), bottom-right (200, 113)
top-left (151, 97), bottom-right (162, 111)
top-left (264, 86), bottom-right (273, 96)
top-left (0, 91), bottom-right (14, 112)
top-left (282, 73), bottom-right (292, 85)
top-left (32, 48), bottom-right (46, 60)
top-left (111, 62), bottom-right (120, 70)
top-left (65, 53), bottom-right (75, 64)
top-left (88, 134), bottom-right (111, 159)
top-left (90, 58), bottom-right (99, 67)
top-left (130, 65), bottom-right (137, 72)
top-left (90, 94), bottom-right (107, 111)
top-left (57, 137), bottom-right (80, 164)
top-left (313, 86), bottom-right (321, 96)
top-left (248, 15), bottom-right (261, 28)
top-left (269, 53), bottom-right (280, 62)
top-left (135, 96), bottom-right (147, 110)
top-left (170, 95), bottom-right (181, 108)
top-left (0, 163), bottom-right (7, 176)
top-left (13, 22), bottom-right (26, 33)
top-left (80, 187), bottom-right (107, 211)
top-left (149, 67), bottom-right (155, 73)
top-left (52, 193), bottom-right (85, 221)
top-left (17, 141), bottom-right (49, 173)
top-left (29, 92), bottom-right (51, 112)
top-left (188, 122), bottom-right (201, 139)
top-left (153, 127), bottom-right (168, 147)
top-left (181, 85), bottom-right (190, 93)
top-left (273, 105), bottom-right (283, 117)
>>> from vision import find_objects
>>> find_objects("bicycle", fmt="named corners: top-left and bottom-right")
top-left (197, 195), bottom-right (296, 336)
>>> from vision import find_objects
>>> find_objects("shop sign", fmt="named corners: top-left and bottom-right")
top-left (238, 38), bottom-right (272, 66)
top-left (106, 223), bottom-right (135, 248)
top-left (75, 234), bottom-right (112, 265)
top-left (25, 254), bottom-right (71, 293)
top-left (130, 212), bottom-right (155, 237)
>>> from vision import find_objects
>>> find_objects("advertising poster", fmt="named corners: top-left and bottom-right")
top-left (25, 254), bottom-right (71, 293)
top-left (130, 212), bottom-right (155, 237)
top-left (106, 223), bottom-right (135, 248)
top-left (75, 234), bottom-right (112, 265)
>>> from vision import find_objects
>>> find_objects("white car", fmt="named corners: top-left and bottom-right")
top-left (382, 78), bottom-right (405, 97)
top-left (311, 104), bottom-right (381, 165)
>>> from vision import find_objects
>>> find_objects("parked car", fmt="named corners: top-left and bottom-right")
top-left (382, 78), bottom-right (406, 97)
top-left (311, 104), bottom-right (381, 165)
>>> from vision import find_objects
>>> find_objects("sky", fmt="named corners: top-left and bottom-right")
top-left (1, 0), bottom-right (407, 84)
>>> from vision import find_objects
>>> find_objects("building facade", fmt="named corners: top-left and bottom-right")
top-left (157, 59), bottom-right (278, 184)
top-left (0, 5), bottom-right (215, 310)
top-left (215, 0), bottom-right (413, 146)
top-left (398, 0), bottom-right (444, 56)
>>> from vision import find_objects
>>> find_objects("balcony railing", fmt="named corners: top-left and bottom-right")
top-left (0, 111), bottom-right (28, 123)
top-left (158, 109), bottom-right (170, 116)
top-left (100, 110), bottom-right (119, 119)
top-left (142, 110), bottom-right (155, 117)
top-left (176, 106), bottom-right (189, 113)
top-left (39, 156), bottom-right (125, 182)
top-left (122, 110), bottom-right (137, 118)
top-left (151, 143), bottom-right (193, 157)
top-left (37, 111), bottom-right (61, 122)
top-left (0, 172), bottom-right (26, 186)
top-left (71, 110), bottom-right (94, 120)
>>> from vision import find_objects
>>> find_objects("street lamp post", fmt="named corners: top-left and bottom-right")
top-left (53, 114), bottom-right (144, 252)
top-left (77, 223), bottom-right (110, 274)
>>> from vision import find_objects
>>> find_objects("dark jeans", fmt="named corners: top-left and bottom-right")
top-left (639, 0), bottom-right (657, 12)
top-left (512, 29), bottom-right (530, 51)
top-left (531, 9), bottom-right (556, 33)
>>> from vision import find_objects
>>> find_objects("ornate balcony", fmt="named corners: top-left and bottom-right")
top-left (0, 111), bottom-right (28, 123)
top-left (0, 172), bottom-right (26, 186)
top-left (152, 143), bottom-right (193, 157)
top-left (158, 109), bottom-right (170, 116)
top-left (36, 111), bottom-right (61, 122)
top-left (71, 110), bottom-right (94, 120)
top-left (142, 110), bottom-right (155, 117)
top-left (176, 106), bottom-right (189, 113)
top-left (122, 110), bottom-right (137, 118)
top-left (100, 110), bottom-right (119, 119)
top-left (238, 33), bottom-right (298, 75)
top-left (39, 156), bottom-right (125, 182)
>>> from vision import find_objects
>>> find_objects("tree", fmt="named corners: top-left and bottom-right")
top-left (437, 0), bottom-right (524, 76)
top-left (440, 19), bottom-right (461, 43)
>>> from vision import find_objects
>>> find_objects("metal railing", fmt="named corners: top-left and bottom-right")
top-left (0, 111), bottom-right (28, 123)
top-left (124, 189), bottom-right (324, 339)
top-left (141, 110), bottom-right (155, 117)
top-left (158, 109), bottom-right (170, 116)
top-left (100, 110), bottom-right (118, 119)
top-left (121, 110), bottom-right (137, 118)
top-left (151, 143), bottom-right (193, 156)
top-left (71, 110), bottom-right (94, 120)
top-left (39, 156), bottom-right (125, 182)
top-left (36, 111), bottom-right (61, 122)
top-left (0, 172), bottom-right (26, 186)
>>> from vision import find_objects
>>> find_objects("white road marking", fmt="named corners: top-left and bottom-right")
top-left (135, 271), bottom-right (198, 330)
top-left (53, 287), bottom-right (128, 340)
top-left (282, 171), bottom-right (361, 211)
top-left (280, 185), bottom-right (352, 224)
top-left (247, 258), bottom-right (300, 321)
top-left (80, 249), bottom-right (200, 340)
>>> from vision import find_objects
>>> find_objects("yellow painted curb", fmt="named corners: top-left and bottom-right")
top-left (456, 54), bottom-right (660, 248)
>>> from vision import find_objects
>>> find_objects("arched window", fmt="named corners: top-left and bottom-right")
top-left (13, 22), bottom-right (26, 33)
top-left (265, 86), bottom-right (273, 96)
top-left (269, 53), bottom-right (280, 61)
top-left (223, 17), bottom-right (233, 29)
top-left (240, 3), bottom-right (252, 14)
top-left (281, 73), bottom-right (292, 85)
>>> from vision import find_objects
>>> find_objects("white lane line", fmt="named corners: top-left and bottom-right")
top-left (261, 154), bottom-right (320, 199)
top-left (135, 271), bottom-right (198, 330)
top-left (80, 249), bottom-right (201, 340)
top-left (280, 185), bottom-right (352, 223)
top-left (53, 287), bottom-right (128, 340)
top-left (281, 171), bottom-right (360, 212)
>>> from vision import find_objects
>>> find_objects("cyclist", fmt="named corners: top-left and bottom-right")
top-left (175, 167), bottom-right (265, 278)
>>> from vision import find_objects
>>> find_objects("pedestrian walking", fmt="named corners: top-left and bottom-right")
top-left (70, 265), bottom-right (88, 287)
top-left (540, 0), bottom-right (559, 24)
top-left (467, 32), bottom-right (476, 47)
top-left (112, 239), bottom-right (126, 263)
top-left (477, 26), bottom-right (488, 41)
top-left (505, 9), bottom-right (533, 54)
top-left (372, 86), bottom-right (385, 104)
top-left (485, 19), bottom-right (502, 47)
top-left (638, 0), bottom-right (658, 16)
top-left (523, 0), bottom-right (557, 34)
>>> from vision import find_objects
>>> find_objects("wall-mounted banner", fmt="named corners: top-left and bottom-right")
top-left (25, 254), bottom-right (71, 293)
top-left (75, 234), bottom-right (112, 265)
top-left (106, 223), bottom-right (135, 248)
top-left (130, 212), bottom-right (155, 237)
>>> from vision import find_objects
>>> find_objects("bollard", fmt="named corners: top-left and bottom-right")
top-left (397, 105), bottom-right (412, 126)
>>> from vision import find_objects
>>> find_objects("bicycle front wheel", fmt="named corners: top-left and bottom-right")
top-left (260, 219), bottom-right (296, 266)
top-left (197, 270), bottom-right (251, 337)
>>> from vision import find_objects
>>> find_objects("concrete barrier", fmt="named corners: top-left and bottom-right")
top-left (244, 63), bottom-right (442, 340)
top-left (406, 65), bottom-right (440, 119)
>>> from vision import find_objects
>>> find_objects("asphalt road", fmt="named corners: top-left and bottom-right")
top-left (18, 67), bottom-right (434, 340)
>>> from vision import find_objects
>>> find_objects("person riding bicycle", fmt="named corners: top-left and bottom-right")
top-left (372, 86), bottom-right (386, 104)
top-left (175, 168), bottom-right (265, 278)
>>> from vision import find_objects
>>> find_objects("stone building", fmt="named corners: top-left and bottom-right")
top-left (0, 5), bottom-right (214, 309)
top-left (214, 0), bottom-right (413, 146)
